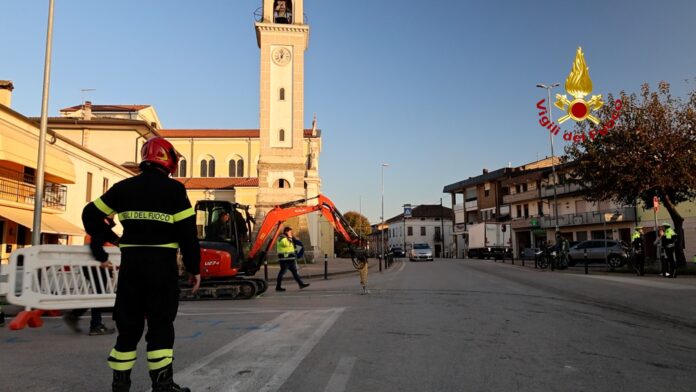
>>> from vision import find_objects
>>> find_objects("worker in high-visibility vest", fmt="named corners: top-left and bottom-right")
top-left (661, 222), bottom-right (678, 278)
top-left (275, 227), bottom-right (310, 291)
top-left (631, 226), bottom-right (646, 276)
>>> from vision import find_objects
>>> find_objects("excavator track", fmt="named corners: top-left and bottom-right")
top-left (179, 278), bottom-right (264, 300)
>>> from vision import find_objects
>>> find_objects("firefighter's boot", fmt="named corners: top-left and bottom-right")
top-left (149, 364), bottom-right (190, 392)
top-left (112, 370), bottom-right (131, 392)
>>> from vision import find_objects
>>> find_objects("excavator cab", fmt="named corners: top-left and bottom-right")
top-left (194, 200), bottom-right (252, 277)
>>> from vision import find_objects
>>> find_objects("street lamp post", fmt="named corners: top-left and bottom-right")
top-left (536, 83), bottom-right (560, 233)
top-left (380, 163), bottom-right (389, 271)
top-left (32, 0), bottom-right (56, 246)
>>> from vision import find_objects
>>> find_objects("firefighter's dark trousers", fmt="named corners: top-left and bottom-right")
top-left (107, 248), bottom-right (180, 372)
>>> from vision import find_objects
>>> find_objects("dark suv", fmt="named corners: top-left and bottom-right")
top-left (568, 240), bottom-right (629, 268)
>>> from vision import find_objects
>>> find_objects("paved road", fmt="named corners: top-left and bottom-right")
top-left (1, 258), bottom-right (695, 391)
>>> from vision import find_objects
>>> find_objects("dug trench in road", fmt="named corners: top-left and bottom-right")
top-left (457, 260), bottom-right (696, 330)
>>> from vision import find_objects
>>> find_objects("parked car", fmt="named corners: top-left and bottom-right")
top-left (409, 243), bottom-right (434, 261)
top-left (568, 240), bottom-right (629, 268)
top-left (390, 247), bottom-right (406, 258)
top-left (520, 247), bottom-right (541, 261)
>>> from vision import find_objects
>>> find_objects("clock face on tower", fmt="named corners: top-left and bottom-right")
top-left (272, 47), bottom-right (292, 66)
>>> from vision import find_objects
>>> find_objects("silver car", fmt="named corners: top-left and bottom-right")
top-left (568, 240), bottom-right (629, 268)
top-left (409, 243), bottom-right (434, 261)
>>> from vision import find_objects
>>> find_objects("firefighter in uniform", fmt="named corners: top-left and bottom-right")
top-left (661, 222), bottom-right (678, 278)
top-left (631, 226), bottom-right (646, 276)
top-left (82, 137), bottom-right (201, 392)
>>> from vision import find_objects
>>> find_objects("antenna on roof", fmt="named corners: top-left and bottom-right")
top-left (80, 88), bottom-right (96, 106)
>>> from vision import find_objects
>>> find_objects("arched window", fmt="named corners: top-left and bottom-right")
top-left (208, 159), bottom-right (216, 177)
top-left (279, 129), bottom-right (285, 142)
top-left (274, 179), bottom-right (290, 189)
top-left (200, 160), bottom-right (207, 178)
top-left (228, 158), bottom-right (245, 178)
top-left (274, 0), bottom-right (292, 24)
top-left (176, 159), bottom-right (187, 178)
top-left (200, 156), bottom-right (215, 177)
top-left (228, 160), bottom-right (236, 177)
top-left (279, 88), bottom-right (285, 101)
top-left (237, 159), bottom-right (244, 177)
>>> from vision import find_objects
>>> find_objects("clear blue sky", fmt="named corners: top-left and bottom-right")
top-left (1, 1), bottom-right (695, 223)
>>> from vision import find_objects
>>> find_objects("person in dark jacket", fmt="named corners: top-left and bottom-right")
top-left (631, 226), bottom-right (646, 276)
top-left (82, 137), bottom-right (200, 392)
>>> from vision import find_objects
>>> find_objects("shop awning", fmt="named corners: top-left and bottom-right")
top-left (0, 206), bottom-right (84, 235)
top-left (0, 128), bottom-right (76, 184)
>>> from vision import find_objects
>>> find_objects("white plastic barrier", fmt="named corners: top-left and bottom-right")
top-left (3, 245), bottom-right (121, 311)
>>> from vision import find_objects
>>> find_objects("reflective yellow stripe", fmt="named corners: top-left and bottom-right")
top-left (108, 359), bottom-right (136, 371)
top-left (109, 349), bottom-right (137, 361)
top-left (119, 243), bottom-right (179, 249)
top-left (118, 211), bottom-right (174, 224)
top-left (173, 207), bottom-right (195, 222)
top-left (147, 357), bottom-right (173, 370)
top-left (94, 198), bottom-right (115, 215)
top-left (147, 349), bottom-right (174, 359)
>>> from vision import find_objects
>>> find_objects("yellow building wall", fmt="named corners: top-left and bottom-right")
top-left (169, 138), bottom-right (261, 178)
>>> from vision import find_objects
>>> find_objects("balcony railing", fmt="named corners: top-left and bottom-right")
top-left (0, 167), bottom-right (67, 211)
top-left (538, 207), bottom-right (635, 229)
top-left (510, 215), bottom-right (539, 229)
top-left (503, 189), bottom-right (541, 204)
top-left (540, 183), bottom-right (583, 198)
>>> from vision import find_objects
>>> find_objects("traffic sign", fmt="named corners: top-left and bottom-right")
top-left (404, 206), bottom-right (412, 218)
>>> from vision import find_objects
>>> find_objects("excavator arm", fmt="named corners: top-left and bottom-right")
top-left (244, 194), bottom-right (359, 274)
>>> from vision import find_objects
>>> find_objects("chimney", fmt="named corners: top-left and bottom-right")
top-left (482, 168), bottom-right (489, 174)
top-left (83, 100), bottom-right (93, 120)
top-left (0, 80), bottom-right (14, 107)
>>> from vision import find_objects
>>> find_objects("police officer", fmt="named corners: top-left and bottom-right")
top-left (275, 227), bottom-right (309, 291)
top-left (82, 137), bottom-right (201, 392)
top-left (631, 226), bottom-right (646, 276)
top-left (661, 222), bottom-right (678, 278)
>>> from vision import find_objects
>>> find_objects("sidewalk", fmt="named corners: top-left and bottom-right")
top-left (261, 257), bottom-right (381, 282)
top-left (470, 256), bottom-right (696, 283)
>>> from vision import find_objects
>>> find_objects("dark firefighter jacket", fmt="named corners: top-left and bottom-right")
top-left (82, 168), bottom-right (201, 275)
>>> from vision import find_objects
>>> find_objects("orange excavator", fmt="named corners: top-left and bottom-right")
top-left (179, 194), bottom-right (361, 300)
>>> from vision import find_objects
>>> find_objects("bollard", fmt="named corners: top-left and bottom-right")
top-left (324, 254), bottom-right (328, 280)
top-left (379, 254), bottom-right (382, 272)
top-left (264, 260), bottom-right (268, 282)
top-left (522, 254), bottom-right (525, 267)
top-left (584, 248), bottom-right (589, 275)
top-left (511, 252), bottom-right (515, 265)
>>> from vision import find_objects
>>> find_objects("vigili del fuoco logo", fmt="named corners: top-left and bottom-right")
top-left (536, 47), bottom-right (622, 143)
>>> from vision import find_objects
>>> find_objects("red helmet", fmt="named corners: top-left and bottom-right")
top-left (140, 137), bottom-right (179, 174)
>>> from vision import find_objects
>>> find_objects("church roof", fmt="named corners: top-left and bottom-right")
top-left (158, 129), bottom-right (320, 138)
top-left (60, 104), bottom-right (151, 113)
top-left (175, 177), bottom-right (259, 190)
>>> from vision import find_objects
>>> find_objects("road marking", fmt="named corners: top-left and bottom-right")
top-left (176, 308), bottom-right (344, 392)
top-left (571, 274), bottom-right (696, 290)
top-left (323, 356), bottom-right (356, 392)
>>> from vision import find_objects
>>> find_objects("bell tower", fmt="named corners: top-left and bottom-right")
top-left (255, 0), bottom-right (322, 256)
